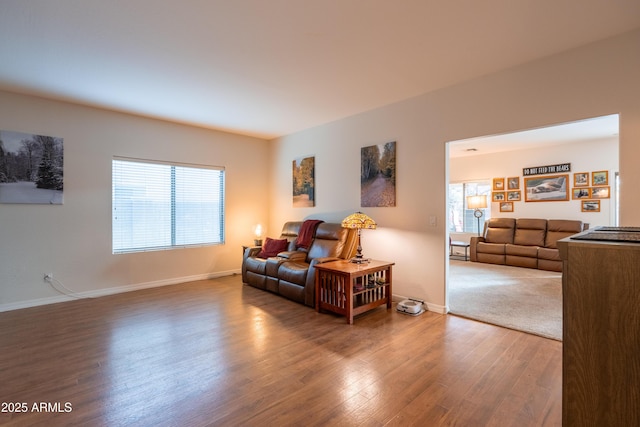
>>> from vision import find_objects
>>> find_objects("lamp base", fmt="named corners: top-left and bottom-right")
top-left (350, 256), bottom-right (370, 264)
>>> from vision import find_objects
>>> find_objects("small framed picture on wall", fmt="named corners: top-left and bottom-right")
top-left (507, 191), bottom-right (521, 201)
top-left (581, 200), bottom-right (600, 212)
top-left (572, 188), bottom-right (591, 199)
top-left (507, 177), bottom-right (520, 190)
top-left (492, 191), bottom-right (505, 202)
top-left (500, 202), bottom-right (514, 212)
top-left (493, 178), bottom-right (505, 190)
top-left (591, 186), bottom-right (610, 199)
top-left (573, 172), bottom-right (589, 187)
top-left (592, 171), bottom-right (608, 186)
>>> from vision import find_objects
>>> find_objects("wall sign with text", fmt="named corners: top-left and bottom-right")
top-left (522, 163), bottom-right (571, 176)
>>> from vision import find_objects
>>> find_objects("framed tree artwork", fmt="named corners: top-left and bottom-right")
top-left (0, 129), bottom-right (64, 204)
top-left (361, 141), bottom-right (396, 207)
top-left (292, 156), bottom-right (315, 207)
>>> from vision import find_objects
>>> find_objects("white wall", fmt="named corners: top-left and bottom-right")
top-left (450, 136), bottom-right (619, 236)
top-left (0, 91), bottom-right (270, 311)
top-left (269, 29), bottom-right (640, 313)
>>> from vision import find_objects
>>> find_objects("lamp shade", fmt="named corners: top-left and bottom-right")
top-left (466, 195), bottom-right (487, 210)
top-left (341, 212), bottom-right (377, 230)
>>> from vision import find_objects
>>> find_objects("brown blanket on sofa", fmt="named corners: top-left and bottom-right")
top-left (295, 219), bottom-right (323, 249)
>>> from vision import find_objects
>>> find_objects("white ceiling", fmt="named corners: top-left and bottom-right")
top-left (0, 1), bottom-right (639, 140)
top-left (449, 114), bottom-right (620, 158)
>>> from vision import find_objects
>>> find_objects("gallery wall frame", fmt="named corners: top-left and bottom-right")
top-left (524, 174), bottom-right (569, 202)
top-left (573, 172), bottom-right (589, 187)
top-left (591, 186), bottom-right (610, 199)
top-left (492, 191), bottom-right (505, 202)
top-left (507, 191), bottom-right (521, 201)
top-left (581, 200), bottom-right (600, 212)
top-left (499, 202), bottom-right (514, 212)
top-left (592, 171), bottom-right (608, 186)
top-left (572, 188), bottom-right (591, 199)
top-left (492, 178), bottom-right (505, 190)
top-left (507, 177), bottom-right (519, 190)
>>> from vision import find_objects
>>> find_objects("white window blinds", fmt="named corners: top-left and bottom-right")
top-left (112, 158), bottom-right (225, 254)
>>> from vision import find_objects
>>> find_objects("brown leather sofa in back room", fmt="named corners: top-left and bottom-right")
top-left (470, 218), bottom-right (587, 272)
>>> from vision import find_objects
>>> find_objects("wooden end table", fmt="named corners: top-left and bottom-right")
top-left (315, 259), bottom-right (394, 324)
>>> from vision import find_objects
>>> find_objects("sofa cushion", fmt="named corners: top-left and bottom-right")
top-left (484, 218), bottom-right (516, 244)
top-left (506, 255), bottom-right (538, 269)
top-left (280, 221), bottom-right (304, 251)
top-left (244, 257), bottom-right (267, 274)
top-left (258, 237), bottom-right (289, 258)
top-left (538, 247), bottom-right (561, 261)
top-left (513, 218), bottom-right (547, 246)
top-left (278, 261), bottom-right (309, 285)
top-left (545, 220), bottom-right (583, 248)
top-left (307, 223), bottom-right (349, 260)
top-left (477, 242), bottom-right (506, 255)
top-left (506, 244), bottom-right (538, 257)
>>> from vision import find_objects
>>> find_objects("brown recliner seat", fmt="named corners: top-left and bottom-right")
top-left (242, 221), bottom-right (357, 307)
top-left (506, 218), bottom-right (547, 269)
top-left (242, 221), bottom-right (305, 292)
top-left (470, 218), bottom-right (516, 265)
top-left (538, 219), bottom-right (585, 272)
top-left (278, 223), bottom-right (357, 306)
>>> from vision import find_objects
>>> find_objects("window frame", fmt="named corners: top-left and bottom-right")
top-left (112, 157), bottom-right (225, 254)
top-left (448, 180), bottom-right (491, 234)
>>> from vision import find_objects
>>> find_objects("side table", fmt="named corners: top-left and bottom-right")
top-left (315, 259), bottom-right (394, 324)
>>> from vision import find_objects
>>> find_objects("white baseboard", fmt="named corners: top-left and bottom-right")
top-left (0, 269), bottom-right (241, 313)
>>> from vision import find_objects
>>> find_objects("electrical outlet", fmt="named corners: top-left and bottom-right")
top-left (44, 273), bottom-right (53, 282)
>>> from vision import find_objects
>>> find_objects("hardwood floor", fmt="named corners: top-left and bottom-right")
top-left (0, 275), bottom-right (562, 426)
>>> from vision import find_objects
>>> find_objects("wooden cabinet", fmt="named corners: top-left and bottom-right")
top-left (558, 230), bottom-right (640, 426)
top-left (315, 260), bottom-right (393, 324)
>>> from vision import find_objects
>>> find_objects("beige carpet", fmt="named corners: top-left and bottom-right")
top-left (448, 260), bottom-right (562, 341)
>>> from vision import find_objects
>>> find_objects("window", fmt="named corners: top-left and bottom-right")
top-left (112, 158), bottom-right (225, 253)
top-left (448, 181), bottom-right (491, 233)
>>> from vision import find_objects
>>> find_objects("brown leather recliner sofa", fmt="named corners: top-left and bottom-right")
top-left (469, 218), bottom-right (586, 272)
top-left (242, 221), bottom-right (358, 307)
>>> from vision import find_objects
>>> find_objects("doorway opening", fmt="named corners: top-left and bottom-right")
top-left (445, 114), bottom-right (620, 339)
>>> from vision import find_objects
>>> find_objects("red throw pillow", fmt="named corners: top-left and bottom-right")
top-left (257, 237), bottom-right (288, 258)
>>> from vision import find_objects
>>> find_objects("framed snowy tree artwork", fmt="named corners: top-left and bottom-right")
top-left (0, 129), bottom-right (63, 204)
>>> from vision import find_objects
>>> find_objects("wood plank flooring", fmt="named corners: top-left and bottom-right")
top-left (0, 275), bottom-right (562, 426)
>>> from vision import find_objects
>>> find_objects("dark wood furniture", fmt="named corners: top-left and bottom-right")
top-left (315, 259), bottom-right (393, 324)
top-left (558, 228), bottom-right (640, 426)
top-left (449, 238), bottom-right (470, 261)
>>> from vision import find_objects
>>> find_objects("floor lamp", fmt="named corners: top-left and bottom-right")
top-left (466, 195), bottom-right (487, 237)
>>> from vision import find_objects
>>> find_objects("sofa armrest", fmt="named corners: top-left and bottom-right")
top-left (469, 236), bottom-right (485, 262)
top-left (277, 251), bottom-right (307, 261)
top-left (311, 256), bottom-right (340, 265)
top-left (243, 246), bottom-right (262, 261)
